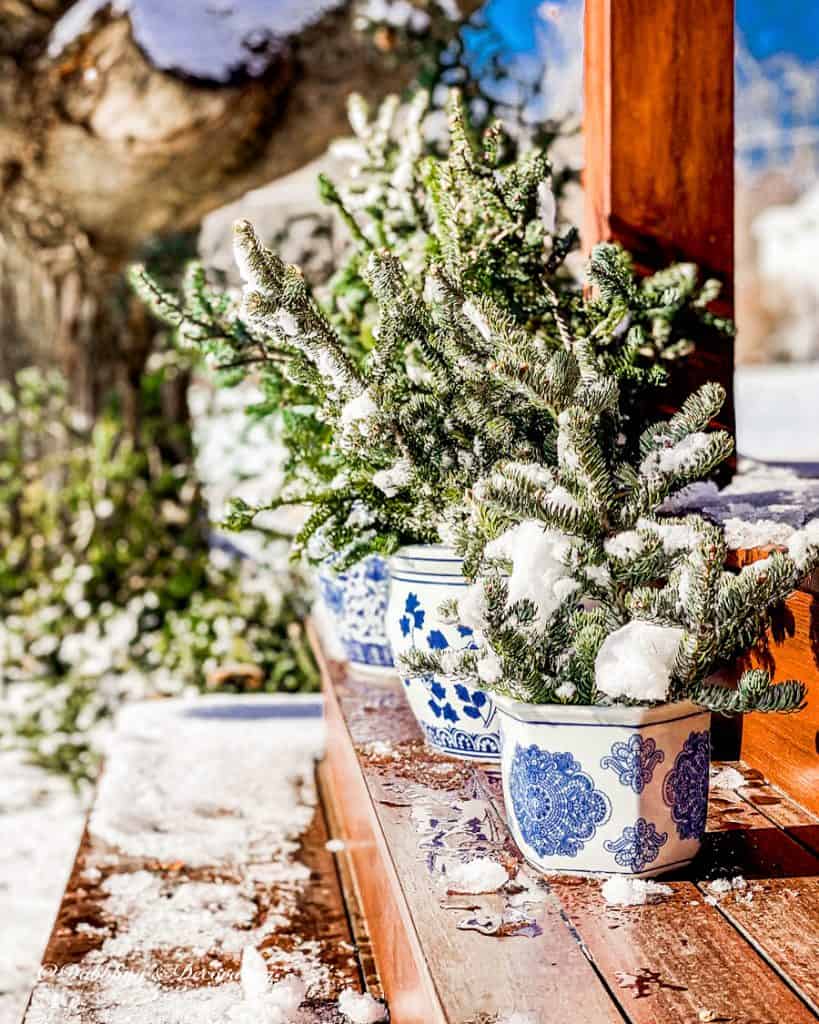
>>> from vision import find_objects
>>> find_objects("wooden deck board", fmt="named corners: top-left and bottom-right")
top-left (315, 626), bottom-right (625, 1024)
top-left (24, 697), bottom-right (366, 1024)
top-left (313, 623), bottom-right (819, 1024)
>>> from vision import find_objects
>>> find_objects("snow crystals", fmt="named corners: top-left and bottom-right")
top-left (337, 988), bottom-right (388, 1023)
top-left (372, 457), bottom-right (413, 497)
top-left (594, 620), bottom-right (684, 703)
top-left (640, 432), bottom-right (712, 476)
top-left (601, 876), bottom-right (673, 906)
top-left (445, 857), bottom-right (509, 894)
top-left (339, 390), bottom-right (379, 444)
top-left (476, 645), bottom-right (503, 685)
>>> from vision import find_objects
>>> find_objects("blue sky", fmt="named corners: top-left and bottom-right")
top-left (482, 0), bottom-right (819, 64)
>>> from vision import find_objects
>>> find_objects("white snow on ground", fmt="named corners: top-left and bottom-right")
top-left (735, 363), bottom-right (819, 463)
top-left (0, 753), bottom-right (86, 1024)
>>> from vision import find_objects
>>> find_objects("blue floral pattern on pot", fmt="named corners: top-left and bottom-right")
top-left (388, 551), bottom-right (501, 762)
top-left (320, 554), bottom-right (393, 669)
top-left (508, 744), bottom-right (611, 858)
top-left (663, 729), bottom-right (711, 840)
top-left (604, 818), bottom-right (669, 872)
top-left (600, 734), bottom-right (665, 794)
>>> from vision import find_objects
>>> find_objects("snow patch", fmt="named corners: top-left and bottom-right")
top-left (337, 988), bottom-right (388, 1023)
top-left (710, 765), bottom-right (746, 791)
top-left (445, 857), bottom-right (508, 894)
top-left (601, 876), bottom-right (673, 906)
top-left (485, 520), bottom-right (578, 627)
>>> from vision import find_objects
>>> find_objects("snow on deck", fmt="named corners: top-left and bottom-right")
top-left (22, 695), bottom-right (366, 1024)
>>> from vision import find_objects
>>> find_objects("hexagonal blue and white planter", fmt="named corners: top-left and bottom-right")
top-left (316, 554), bottom-right (394, 673)
top-left (387, 545), bottom-right (500, 762)
top-left (495, 696), bottom-right (711, 876)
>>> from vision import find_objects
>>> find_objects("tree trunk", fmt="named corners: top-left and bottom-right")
top-left (0, 1), bottom-right (447, 423)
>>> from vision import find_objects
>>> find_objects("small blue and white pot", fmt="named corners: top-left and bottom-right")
top-left (495, 696), bottom-right (711, 877)
top-left (316, 554), bottom-right (393, 673)
top-left (387, 544), bottom-right (500, 762)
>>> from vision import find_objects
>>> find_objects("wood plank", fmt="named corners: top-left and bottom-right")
top-left (730, 590), bottom-right (819, 817)
top-left (24, 697), bottom-right (362, 1024)
top-left (312, 622), bottom-right (625, 1024)
top-left (583, 0), bottom-right (735, 437)
top-left (314, 625), bottom-right (819, 1024)
top-left (693, 764), bottom-right (819, 1016)
top-left (482, 764), bottom-right (819, 1024)
top-left (720, 760), bottom-right (819, 857)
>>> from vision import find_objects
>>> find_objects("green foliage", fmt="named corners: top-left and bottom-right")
top-left (403, 330), bottom-right (819, 714)
top-left (133, 90), bottom-right (729, 573)
top-left (0, 368), bottom-right (316, 786)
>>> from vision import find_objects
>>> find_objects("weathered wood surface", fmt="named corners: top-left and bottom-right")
top-left (314, 625), bottom-right (819, 1024)
top-left (23, 696), bottom-right (368, 1024)
top-left (583, 0), bottom-right (735, 437)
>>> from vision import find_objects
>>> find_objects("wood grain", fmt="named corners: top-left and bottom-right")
top-left (314, 623), bottom-right (819, 1024)
top-left (584, 0), bottom-right (735, 437)
top-left (312, 623), bottom-right (624, 1024)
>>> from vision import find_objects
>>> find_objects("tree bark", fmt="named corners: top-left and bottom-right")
top-left (0, 1), bottom-right (440, 423)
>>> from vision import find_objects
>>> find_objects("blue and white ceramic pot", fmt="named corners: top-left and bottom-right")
top-left (495, 696), bottom-right (711, 877)
top-left (316, 554), bottom-right (393, 673)
top-left (387, 544), bottom-right (500, 762)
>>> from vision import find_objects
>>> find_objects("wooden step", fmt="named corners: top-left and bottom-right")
top-left (312, 622), bottom-right (819, 1024)
top-left (725, 545), bottom-right (819, 816)
top-left (23, 695), bottom-right (376, 1024)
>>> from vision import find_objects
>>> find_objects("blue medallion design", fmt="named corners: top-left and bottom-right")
top-left (604, 818), bottom-right (669, 872)
top-left (662, 729), bottom-right (711, 840)
top-left (508, 745), bottom-right (611, 858)
top-left (600, 734), bottom-right (665, 794)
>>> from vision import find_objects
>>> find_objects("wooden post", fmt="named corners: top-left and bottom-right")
top-left (583, 0), bottom-right (735, 435)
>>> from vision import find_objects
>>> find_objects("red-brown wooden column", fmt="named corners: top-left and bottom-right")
top-left (583, 0), bottom-right (735, 435)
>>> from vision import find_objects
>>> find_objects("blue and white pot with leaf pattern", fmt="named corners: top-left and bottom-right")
top-left (317, 554), bottom-right (393, 673)
top-left (495, 696), bottom-right (711, 876)
top-left (387, 544), bottom-right (500, 762)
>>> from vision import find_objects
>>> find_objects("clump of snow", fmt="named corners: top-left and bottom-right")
top-left (372, 457), bottom-right (412, 496)
top-left (705, 876), bottom-right (750, 906)
top-left (537, 178), bottom-right (557, 234)
top-left (337, 988), bottom-right (388, 1023)
top-left (325, 838), bottom-right (346, 853)
top-left (445, 857), bottom-right (508, 894)
top-left (339, 390), bottom-right (379, 444)
top-left (710, 765), bottom-right (746, 791)
top-left (500, 1014), bottom-right (537, 1024)
top-left (786, 518), bottom-right (819, 569)
top-left (361, 739), bottom-right (396, 759)
top-left (485, 520), bottom-right (578, 627)
top-left (594, 620), bottom-right (684, 702)
top-left (604, 530), bottom-right (645, 560)
top-left (640, 432), bottom-right (712, 476)
top-left (227, 947), bottom-right (307, 1024)
top-left (554, 680), bottom-right (576, 701)
top-left (457, 582), bottom-right (490, 634)
top-left (476, 646), bottom-right (503, 684)
top-left (601, 876), bottom-right (673, 906)
top-left (26, 968), bottom-right (243, 1024)
top-left (638, 517), bottom-right (700, 555)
